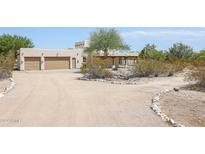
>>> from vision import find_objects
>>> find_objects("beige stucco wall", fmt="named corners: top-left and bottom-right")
top-left (19, 48), bottom-right (84, 70)
top-left (19, 48), bottom-right (138, 71)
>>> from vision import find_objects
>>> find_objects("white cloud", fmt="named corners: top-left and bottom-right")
top-left (121, 29), bottom-right (205, 38)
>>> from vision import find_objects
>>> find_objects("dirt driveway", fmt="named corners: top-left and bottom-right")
top-left (0, 70), bottom-right (188, 126)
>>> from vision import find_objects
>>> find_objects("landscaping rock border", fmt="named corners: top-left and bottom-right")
top-left (150, 89), bottom-right (184, 127)
top-left (0, 78), bottom-right (16, 98)
top-left (79, 77), bottom-right (140, 85)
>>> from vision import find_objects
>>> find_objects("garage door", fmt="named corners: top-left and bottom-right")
top-left (45, 57), bottom-right (70, 70)
top-left (24, 57), bottom-right (41, 70)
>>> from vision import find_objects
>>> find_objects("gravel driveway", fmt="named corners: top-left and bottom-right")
top-left (0, 70), bottom-right (188, 126)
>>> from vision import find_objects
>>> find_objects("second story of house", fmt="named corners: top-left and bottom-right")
top-left (74, 40), bottom-right (90, 49)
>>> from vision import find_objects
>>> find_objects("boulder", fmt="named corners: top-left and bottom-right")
top-left (173, 87), bottom-right (179, 92)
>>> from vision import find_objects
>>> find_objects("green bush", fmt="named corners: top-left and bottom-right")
top-left (0, 34), bottom-right (34, 56)
top-left (139, 44), bottom-right (167, 60)
top-left (194, 50), bottom-right (205, 60)
top-left (0, 52), bottom-right (15, 79)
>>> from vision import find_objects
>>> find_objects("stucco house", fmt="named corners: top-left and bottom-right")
top-left (18, 41), bottom-right (138, 71)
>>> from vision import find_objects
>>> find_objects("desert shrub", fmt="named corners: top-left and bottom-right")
top-left (0, 52), bottom-right (15, 79)
top-left (80, 63), bottom-right (88, 74)
top-left (139, 44), bottom-right (167, 60)
top-left (194, 50), bottom-right (205, 60)
top-left (80, 58), bottom-right (113, 78)
top-left (169, 58), bottom-right (191, 72)
top-left (187, 60), bottom-right (205, 87)
top-left (101, 69), bottom-right (113, 78)
top-left (132, 59), bottom-right (173, 77)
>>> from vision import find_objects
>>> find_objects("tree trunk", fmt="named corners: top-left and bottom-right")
top-left (104, 49), bottom-right (108, 57)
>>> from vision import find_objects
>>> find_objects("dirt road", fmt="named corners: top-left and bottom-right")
top-left (0, 70), bottom-right (188, 126)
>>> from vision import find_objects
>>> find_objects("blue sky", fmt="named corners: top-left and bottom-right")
top-left (0, 27), bottom-right (205, 52)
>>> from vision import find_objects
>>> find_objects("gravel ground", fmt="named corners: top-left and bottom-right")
top-left (160, 90), bottom-right (205, 127)
top-left (0, 70), bottom-right (188, 127)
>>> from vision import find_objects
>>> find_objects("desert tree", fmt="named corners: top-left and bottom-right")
top-left (84, 28), bottom-right (129, 56)
top-left (139, 44), bottom-right (166, 60)
top-left (0, 34), bottom-right (34, 56)
top-left (168, 42), bottom-right (194, 59)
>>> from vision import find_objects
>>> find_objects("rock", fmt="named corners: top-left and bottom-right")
top-left (151, 89), bottom-right (185, 127)
top-left (173, 123), bottom-right (183, 127)
top-left (151, 104), bottom-right (161, 113)
top-left (169, 119), bottom-right (175, 124)
top-left (160, 113), bottom-right (169, 121)
top-left (156, 112), bottom-right (161, 115)
top-left (4, 85), bottom-right (12, 92)
top-left (165, 89), bottom-right (170, 93)
top-left (162, 116), bottom-right (169, 122)
top-left (153, 101), bottom-right (160, 106)
top-left (0, 78), bottom-right (16, 98)
top-left (126, 82), bottom-right (132, 84)
top-left (9, 78), bottom-right (15, 82)
top-left (173, 88), bottom-right (179, 92)
top-left (153, 96), bottom-right (160, 102)
top-left (10, 82), bottom-right (15, 86)
top-left (0, 93), bottom-right (4, 98)
top-left (112, 65), bottom-right (117, 70)
top-left (168, 72), bottom-right (174, 76)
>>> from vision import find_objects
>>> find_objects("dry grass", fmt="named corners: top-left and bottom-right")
top-left (186, 60), bottom-right (205, 87)
top-left (131, 59), bottom-right (173, 77)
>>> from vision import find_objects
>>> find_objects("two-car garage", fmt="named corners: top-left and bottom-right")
top-left (24, 57), bottom-right (71, 70)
